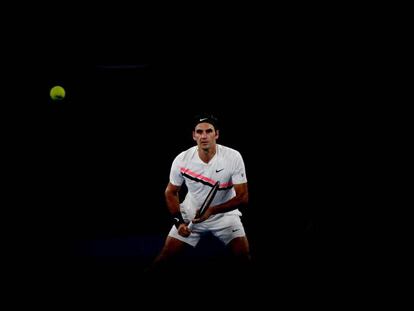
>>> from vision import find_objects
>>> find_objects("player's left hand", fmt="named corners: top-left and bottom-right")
top-left (177, 223), bottom-right (191, 237)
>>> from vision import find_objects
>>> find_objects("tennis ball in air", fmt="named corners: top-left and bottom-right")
top-left (50, 85), bottom-right (66, 100)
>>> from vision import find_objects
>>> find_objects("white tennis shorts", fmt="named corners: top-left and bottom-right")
top-left (168, 214), bottom-right (246, 247)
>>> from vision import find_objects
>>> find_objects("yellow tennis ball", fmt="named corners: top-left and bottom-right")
top-left (50, 85), bottom-right (66, 100)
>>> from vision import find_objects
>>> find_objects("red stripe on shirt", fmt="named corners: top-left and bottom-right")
top-left (180, 167), bottom-right (233, 188)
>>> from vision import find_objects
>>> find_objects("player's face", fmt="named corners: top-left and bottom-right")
top-left (193, 123), bottom-right (218, 151)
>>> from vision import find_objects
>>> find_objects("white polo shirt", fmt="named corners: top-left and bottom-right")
top-left (169, 144), bottom-right (247, 222)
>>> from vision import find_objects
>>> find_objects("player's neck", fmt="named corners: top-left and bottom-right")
top-left (198, 145), bottom-right (217, 163)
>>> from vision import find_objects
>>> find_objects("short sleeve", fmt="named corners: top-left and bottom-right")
top-left (231, 151), bottom-right (248, 184)
top-left (169, 155), bottom-right (184, 186)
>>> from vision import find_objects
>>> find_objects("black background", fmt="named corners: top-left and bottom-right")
top-left (15, 56), bottom-right (343, 270)
top-left (4, 14), bottom-right (376, 301)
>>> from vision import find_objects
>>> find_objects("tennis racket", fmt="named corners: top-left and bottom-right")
top-left (188, 181), bottom-right (220, 230)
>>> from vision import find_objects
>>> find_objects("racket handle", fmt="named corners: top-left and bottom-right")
top-left (187, 222), bottom-right (193, 230)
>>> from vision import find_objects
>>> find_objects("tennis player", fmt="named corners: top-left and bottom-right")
top-left (149, 113), bottom-right (251, 272)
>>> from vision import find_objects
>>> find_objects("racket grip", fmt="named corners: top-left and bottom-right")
top-left (187, 222), bottom-right (193, 230)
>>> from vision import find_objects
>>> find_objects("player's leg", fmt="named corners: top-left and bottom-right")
top-left (227, 235), bottom-right (253, 282)
top-left (209, 215), bottom-right (252, 278)
top-left (227, 236), bottom-right (251, 262)
top-left (210, 215), bottom-right (251, 262)
top-left (148, 236), bottom-right (189, 273)
top-left (147, 224), bottom-right (201, 275)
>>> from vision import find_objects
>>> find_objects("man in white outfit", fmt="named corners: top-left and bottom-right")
top-left (150, 113), bottom-right (251, 273)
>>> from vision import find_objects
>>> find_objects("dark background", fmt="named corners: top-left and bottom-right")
top-left (15, 57), bottom-right (343, 273)
top-left (5, 17), bottom-right (375, 300)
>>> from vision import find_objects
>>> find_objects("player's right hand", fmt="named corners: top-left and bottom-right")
top-left (177, 223), bottom-right (191, 237)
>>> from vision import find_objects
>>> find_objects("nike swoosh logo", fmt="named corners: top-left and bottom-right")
top-left (215, 169), bottom-right (224, 173)
top-left (232, 229), bottom-right (240, 232)
top-left (199, 118), bottom-right (208, 122)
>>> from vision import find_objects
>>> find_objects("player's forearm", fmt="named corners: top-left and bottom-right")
top-left (165, 191), bottom-right (181, 214)
top-left (210, 192), bottom-right (248, 215)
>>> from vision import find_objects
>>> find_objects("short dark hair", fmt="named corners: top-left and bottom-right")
top-left (193, 113), bottom-right (219, 131)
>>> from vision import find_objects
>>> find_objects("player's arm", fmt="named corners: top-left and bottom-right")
top-left (193, 183), bottom-right (248, 223)
top-left (165, 182), bottom-right (191, 237)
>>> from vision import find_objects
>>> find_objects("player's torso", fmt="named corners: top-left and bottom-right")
top-left (180, 145), bottom-right (235, 206)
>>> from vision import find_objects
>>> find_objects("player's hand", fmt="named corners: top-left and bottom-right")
top-left (192, 207), bottom-right (214, 224)
top-left (177, 223), bottom-right (191, 237)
